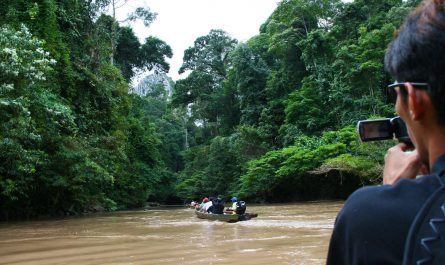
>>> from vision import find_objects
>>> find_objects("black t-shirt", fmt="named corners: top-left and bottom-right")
top-left (326, 154), bottom-right (445, 265)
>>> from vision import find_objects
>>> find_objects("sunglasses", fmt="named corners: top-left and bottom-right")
top-left (387, 82), bottom-right (429, 103)
top-left (387, 82), bottom-right (429, 90)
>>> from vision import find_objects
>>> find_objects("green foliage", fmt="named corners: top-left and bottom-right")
top-left (127, 89), bottom-right (185, 202)
top-left (0, 0), bottom-right (426, 218)
top-left (173, 0), bottom-right (421, 203)
top-left (176, 136), bottom-right (242, 200)
top-left (115, 27), bottom-right (140, 80)
top-left (114, 25), bottom-right (172, 81)
top-left (237, 149), bottom-right (288, 201)
top-left (176, 145), bottom-right (209, 200)
top-left (233, 125), bottom-right (270, 160)
top-left (173, 71), bottom-right (215, 123)
top-left (0, 24), bottom-right (58, 215)
top-left (173, 30), bottom-right (239, 142)
top-left (228, 43), bottom-right (269, 126)
top-left (0, 0), bottom-right (176, 219)
top-left (127, 7), bottom-right (157, 27)
top-left (0, 25), bottom-right (56, 89)
top-left (319, 154), bottom-right (382, 184)
top-left (238, 127), bottom-right (355, 200)
top-left (283, 76), bottom-right (333, 137)
top-left (250, 0), bottom-right (343, 148)
top-left (139, 36), bottom-right (173, 74)
top-left (179, 29), bottom-right (237, 77)
top-left (0, 24), bottom-right (115, 217)
top-left (203, 136), bottom-right (242, 196)
top-left (287, 0), bottom-right (415, 129)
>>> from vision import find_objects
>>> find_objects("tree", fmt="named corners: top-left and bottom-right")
top-left (0, 0), bottom-right (175, 218)
top-left (175, 136), bottom-right (241, 199)
top-left (228, 43), bottom-right (269, 126)
top-left (139, 36), bottom-right (173, 74)
top-left (114, 27), bottom-right (173, 81)
top-left (179, 29), bottom-right (238, 78)
top-left (0, 25), bottom-right (80, 218)
top-left (114, 26), bottom-right (140, 80)
top-left (108, 0), bottom-right (157, 65)
top-left (173, 30), bottom-right (238, 141)
top-left (252, 0), bottom-right (338, 148)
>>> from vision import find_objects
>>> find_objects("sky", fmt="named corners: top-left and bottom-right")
top-left (115, 0), bottom-right (280, 81)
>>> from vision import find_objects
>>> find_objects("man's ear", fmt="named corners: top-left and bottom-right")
top-left (406, 82), bottom-right (428, 120)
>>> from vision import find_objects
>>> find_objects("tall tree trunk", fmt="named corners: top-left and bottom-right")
top-left (110, 0), bottom-right (116, 65)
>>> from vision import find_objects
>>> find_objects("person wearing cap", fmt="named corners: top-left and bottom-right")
top-left (224, 197), bottom-right (238, 214)
top-left (197, 197), bottom-right (209, 212)
top-left (231, 197), bottom-right (238, 213)
top-left (202, 197), bottom-right (214, 213)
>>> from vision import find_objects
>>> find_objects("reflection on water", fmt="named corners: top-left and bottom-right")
top-left (0, 202), bottom-right (343, 265)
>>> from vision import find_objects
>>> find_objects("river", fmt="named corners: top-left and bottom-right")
top-left (0, 201), bottom-right (343, 265)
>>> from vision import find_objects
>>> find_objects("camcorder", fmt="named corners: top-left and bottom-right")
top-left (357, 116), bottom-right (412, 145)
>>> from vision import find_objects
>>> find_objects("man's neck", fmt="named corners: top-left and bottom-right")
top-left (427, 127), bottom-right (445, 168)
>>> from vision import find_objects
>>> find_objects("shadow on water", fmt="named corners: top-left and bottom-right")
top-left (0, 201), bottom-right (343, 265)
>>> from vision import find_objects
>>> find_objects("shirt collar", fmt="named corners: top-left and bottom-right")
top-left (431, 153), bottom-right (445, 176)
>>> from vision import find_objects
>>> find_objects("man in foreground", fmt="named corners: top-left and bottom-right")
top-left (326, 0), bottom-right (445, 264)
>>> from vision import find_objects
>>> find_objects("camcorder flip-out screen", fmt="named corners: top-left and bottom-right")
top-left (357, 116), bottom-right (412, 144)
top-left (357, 119), bottom-right (393, 141)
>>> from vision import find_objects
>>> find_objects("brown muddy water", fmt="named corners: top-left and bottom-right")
top-left (0, 202), bottom-right (343, 265)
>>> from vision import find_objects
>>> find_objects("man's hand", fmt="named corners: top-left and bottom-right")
top-left (383, 143), bottom-right (425, 185)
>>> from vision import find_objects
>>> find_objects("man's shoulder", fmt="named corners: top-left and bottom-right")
top-left (349, 174), bottom-right (440, 202)
top-left (345, 183), bottom-right (398, 205)
top-left (339, 174), bottom-right (441, 223)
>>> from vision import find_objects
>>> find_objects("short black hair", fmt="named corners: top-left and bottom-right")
top-left (385, 0), bottom-right (445, 125)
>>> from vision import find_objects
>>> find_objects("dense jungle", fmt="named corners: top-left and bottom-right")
top-left (0, 0), bottom-right (422, 220)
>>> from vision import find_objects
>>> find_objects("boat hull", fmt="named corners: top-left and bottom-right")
top-left (195, 210), bottom-right (257, 222)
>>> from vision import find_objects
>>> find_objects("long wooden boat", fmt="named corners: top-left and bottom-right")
top-left (195, 210), bottom-right (258, 222)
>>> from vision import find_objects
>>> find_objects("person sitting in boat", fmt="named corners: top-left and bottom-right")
top-left (205, 196), bottom-right (217, 213)
top-left (225, 197), bottom-right (238, 214)
top-left (202, 197), bottom-right (214, 213)
top-left (209, 197), bottom-right (224, 214)
top-left (197, 197), bottom-right (210, 212)
top-left (225, 197), bottom-right (246, 214)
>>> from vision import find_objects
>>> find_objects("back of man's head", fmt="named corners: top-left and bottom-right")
top-left (385, 0), bottom-right (445, 125)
